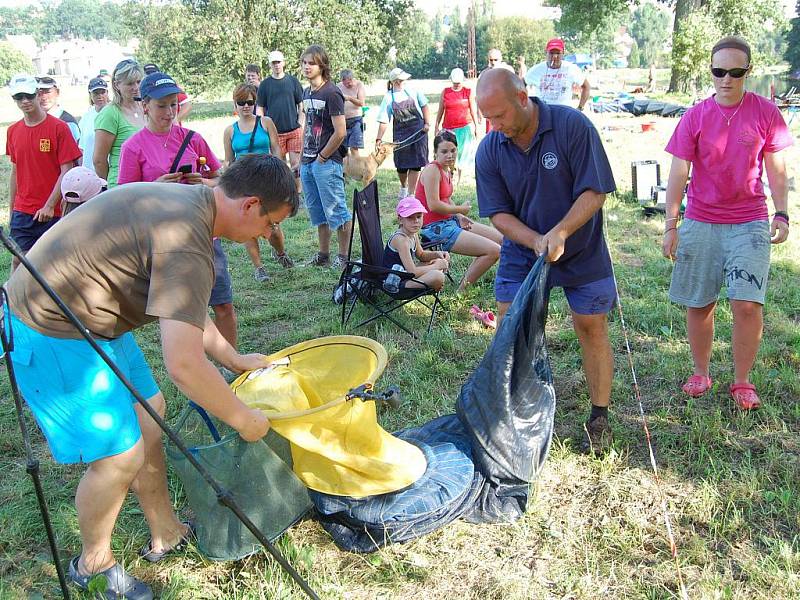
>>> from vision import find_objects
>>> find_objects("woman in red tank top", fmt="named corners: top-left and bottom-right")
top-left (416, 131), bottom-right (503, 292)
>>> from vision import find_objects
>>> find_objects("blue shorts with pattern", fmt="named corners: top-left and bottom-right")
top-left (421, 216), bottom-right (463, 252)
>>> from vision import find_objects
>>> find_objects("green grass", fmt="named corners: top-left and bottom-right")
top-left (0, 148), bottom-right (798, 599)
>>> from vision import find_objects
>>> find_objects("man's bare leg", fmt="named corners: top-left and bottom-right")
top-left (75, 439), bottom-right (145, 574)
top-left (130, 393), bottom-right (189, 554)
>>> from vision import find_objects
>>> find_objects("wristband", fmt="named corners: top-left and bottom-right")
top-left (664, 227), bottom-right (677, 234)
top-left (773, 215), bottom-right (789, 225)
top-left (665, 217), bottom-right (680, 223)
top-left (773, 211), bottom-right (789, 222)
top-left (319, 154), bottom-right (329, 161)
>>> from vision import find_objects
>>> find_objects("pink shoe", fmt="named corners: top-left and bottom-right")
top-left (470, 305), bottom-right (497, 329)
top-left (730, 383), bottom-right (761, 410)
top-left (681, 374), bottom-right (712, 397)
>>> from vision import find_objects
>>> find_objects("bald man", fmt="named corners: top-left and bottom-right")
top-left (475, 69), bottom-right (617, 454)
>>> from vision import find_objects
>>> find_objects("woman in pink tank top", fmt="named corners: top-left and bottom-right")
top-left (416, 131), bottom-right (503, 292)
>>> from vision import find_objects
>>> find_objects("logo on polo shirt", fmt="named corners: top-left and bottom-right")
top-left (541, 152), bottom-right (558, 169)
top-left (39, 138), bottom-right (51, 152)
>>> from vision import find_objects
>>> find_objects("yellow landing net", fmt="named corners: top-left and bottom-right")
top-left (231, 336), bottom-right (427, 498)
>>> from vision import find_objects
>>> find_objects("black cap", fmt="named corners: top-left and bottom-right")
top-left (142, 63), bottom-right (159, 75)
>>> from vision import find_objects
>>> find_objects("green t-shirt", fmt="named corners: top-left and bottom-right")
top-left (94, 104), bottom-right (142, 187)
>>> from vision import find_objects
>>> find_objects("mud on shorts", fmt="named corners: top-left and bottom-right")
top-left (669, 219), bottom-right (771, 307)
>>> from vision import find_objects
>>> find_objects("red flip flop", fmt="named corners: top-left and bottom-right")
top-left (681, 374), bottom-right (712, 397)
top-left (730, 383), bottom-right (761, 410)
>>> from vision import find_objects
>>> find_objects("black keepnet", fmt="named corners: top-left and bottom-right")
top-left (457, 256), bottom-right (556, 522)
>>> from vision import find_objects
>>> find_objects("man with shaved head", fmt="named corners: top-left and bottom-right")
top-left (475, 68), bottom-right (617, 454)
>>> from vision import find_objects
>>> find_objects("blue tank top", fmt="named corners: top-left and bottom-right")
top-left (231, 119), bottom-right (271, 158)
top-left (383, 231), bottom-right (416, 270)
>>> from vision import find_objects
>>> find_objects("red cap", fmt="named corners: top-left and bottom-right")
top-left (545, 38), bottom-right (565, 53)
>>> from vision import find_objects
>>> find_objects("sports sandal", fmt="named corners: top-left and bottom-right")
top-left (730, 383), bottom-right (761, 410)
top-left (139, 521), bottom-right (195, 563)
top-left (681, 374), bottom-right (712, 397)
top-left (470, 305), bottom-right (497, 329)
top-left (69, 556), bottom-right (153, 600)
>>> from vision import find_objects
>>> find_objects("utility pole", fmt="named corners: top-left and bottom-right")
top-left (467, 1), bottom-right (477, 78)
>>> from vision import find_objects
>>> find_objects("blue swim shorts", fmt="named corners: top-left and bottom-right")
top-left (7, 312), bottom-right (160, 464)
top-left (421, 216), bottom-right (463, 252)
top-left (496, 274), bottom-right (617, 315)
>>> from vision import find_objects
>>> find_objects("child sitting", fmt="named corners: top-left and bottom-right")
top-left (383, 196), bottom-right (450, 292)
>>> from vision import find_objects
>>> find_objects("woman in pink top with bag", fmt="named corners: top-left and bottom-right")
top-left (117, 72), bottom-right (239, 351)
top-left (417, 130), bottom-right (502, 292)
top-left (662, 36), bottom-right (793, 410)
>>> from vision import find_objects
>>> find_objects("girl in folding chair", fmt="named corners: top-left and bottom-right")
top-left (384, 196), bottom-right (450, 292)
top-left (417, 131), bottom-right (503, 292)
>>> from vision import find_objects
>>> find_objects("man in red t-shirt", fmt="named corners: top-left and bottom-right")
top-left (5, 73), bottom-right (82, 270)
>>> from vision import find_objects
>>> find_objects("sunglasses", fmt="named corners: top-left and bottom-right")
top-left (236, 100), bottom-right (255, 107)
top-left (12, 93), bottom-right (37, 101)
top-left (710, 66), bottom-right (749, 78)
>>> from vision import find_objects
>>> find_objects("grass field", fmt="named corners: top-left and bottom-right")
top-left (0, 111), bottom-right (798, 599)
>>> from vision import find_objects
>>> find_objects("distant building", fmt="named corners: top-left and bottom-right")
top-left (5, 34), bottom-right (38, 60)
top-left (4, 35), bottom-right (139, 85)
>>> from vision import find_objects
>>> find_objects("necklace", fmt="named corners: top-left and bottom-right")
top-left (714, 93), bottom-right (745, 126)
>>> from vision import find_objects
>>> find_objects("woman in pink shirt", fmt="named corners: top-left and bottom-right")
top-left (662, 36), bottom-right (792, 410)
top-left (117, 73), bottom-right (221, 186)
top-left (117, 72), bottom-right (239, 350)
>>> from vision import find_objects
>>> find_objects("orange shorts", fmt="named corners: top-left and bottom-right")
top-left (277, 128), bottom-right (303, 156)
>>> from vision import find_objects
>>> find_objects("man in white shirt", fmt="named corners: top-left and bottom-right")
top-left (524, 38), bottom-right (591, 110)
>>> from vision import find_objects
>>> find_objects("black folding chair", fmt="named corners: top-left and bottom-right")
top-left (339, 180), bottom-right (443, 338)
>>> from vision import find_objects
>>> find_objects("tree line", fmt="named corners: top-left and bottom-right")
top-left (1, 0), bottom-right (797, 96)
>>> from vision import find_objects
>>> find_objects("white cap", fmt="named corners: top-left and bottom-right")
top-left (449, 68), bottom-right (465, 83)
top-left (268, 50), bottom-right (285, 63)
top-left (9, 73), bottom-right (37, 96)
top-left (388, 67), bottom-right (411, 81)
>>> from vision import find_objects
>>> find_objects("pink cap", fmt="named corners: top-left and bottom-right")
top-left (545, 38), bottom-right (565, 53)
top-left (396, 196), bottom-right (428, 218)
top-left (61, 166), bottom-right (107, 203)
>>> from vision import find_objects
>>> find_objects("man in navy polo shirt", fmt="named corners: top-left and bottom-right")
top-left (475, 69), bottom-right (617, 454)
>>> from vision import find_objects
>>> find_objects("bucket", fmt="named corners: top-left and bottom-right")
top-left (641, 122), bottom-right (656, 132)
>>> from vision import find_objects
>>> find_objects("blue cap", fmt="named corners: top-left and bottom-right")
top-left (139, 72), bottom-right (182, 100)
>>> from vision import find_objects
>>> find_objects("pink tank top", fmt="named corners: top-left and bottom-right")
top-left (416, 162), bottom-right (453, 226)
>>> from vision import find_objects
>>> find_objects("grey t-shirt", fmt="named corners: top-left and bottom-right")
top-left (7, 183), bottom-right (216, 339)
